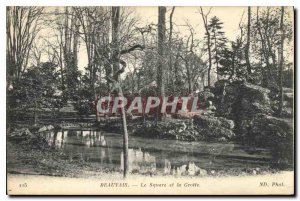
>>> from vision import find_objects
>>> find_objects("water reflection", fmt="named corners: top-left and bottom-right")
top-left (45, 130), bottom-right (112, 166)
top-left (44, 130), bottom-right (271, 174)
top-left (46, 130), bottom-right (108, 148)
top-left (120, 148), bottom-right (156, 172)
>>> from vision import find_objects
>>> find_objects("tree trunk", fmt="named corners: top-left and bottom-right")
top-left (200, 7), bottom-right (212, 87)
top-left (59, 33), bottom-right (65, 91)
top-left (112, 7), bottom-right (120, 75)
top-left (168, 7), bottom-right (175, 92)
top-left (256, 7), bottom-right (272, 86)
top-left (34, 100), bottom-right (38, 125)
top-left (173, 44), bottom-right (181, 91)
top-left (111, 6), bottom-right (129, 178)
top-left (157, 6), bottom-right (166, 121)
top-left (213, 31), bottom-right (219, 80)
top-left (245, 6), bottom-right (251, 75)
top-left (201, 73), bottom-right (205, 90)
top-left (278, 6), bottom-right (285, 115)
top-left (207, 35), bottom-right (212, 87)
top-left (185, 60), bottom-right (192, 93)
top-left (157, 6), bottom-right (166, 97)
top-left (118, 85), bottom-right (129, 178)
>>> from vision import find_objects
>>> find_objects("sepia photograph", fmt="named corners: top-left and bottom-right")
top-left (6, 5), bottom-right (294, 195)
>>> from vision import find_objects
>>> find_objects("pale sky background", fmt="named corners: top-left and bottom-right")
top-left (135, 6), bottom-right (246, 40)
top-left (76, 6), bottom-right (248, 70)
top-left (37, 6), bottom-right (293, 72)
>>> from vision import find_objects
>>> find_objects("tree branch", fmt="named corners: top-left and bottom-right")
top-left (120, 44), bottom-right (145, 55)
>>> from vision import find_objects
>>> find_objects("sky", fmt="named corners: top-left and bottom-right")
top-left (76, 6), bottom-right (247, 71)
top-left (135, 6), bottom-right (246, 40)
top-left (36, 6), bottom-right (293, 72)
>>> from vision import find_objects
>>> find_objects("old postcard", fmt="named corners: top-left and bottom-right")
top-left (6, 6), bottom-right (294, 195)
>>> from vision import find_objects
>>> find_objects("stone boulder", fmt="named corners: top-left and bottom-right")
top-left (213, 80), bottom-right (272, 120)
top-left (211, 80), bottom-right (293, 165)
top-left (8, 128), bottom-right (32, 138)
top-left (213, 80), bottom-right (240, 119)
top-left (133, 115), bottom-right (235, 141)
top-left (198, 91), bottom-right (215, 107)
top-left (193, 115), bottom-right (235, 140)
top-left (253, 114), bottom-right (292, 137)
top-left (132, 119), bottom-right (202, 141)
top-left (213, 80), bottom-right (273, 140)
top-left (284, 92), bottom-right (293, 102)
top-left (283, 88), bottom-right (294, 109)
top-left (239, 82), bottom-right (272, 116)
top-left (38, 125), bottom-right (55, 132)
top-left (245, 113), bottom-right (293, 164)
top-left (193, 115), bottom-right (234, 129)
top-left (8, 128), bottom-right (50, 150)
top-left (176, 162), bottom-right (207, 176)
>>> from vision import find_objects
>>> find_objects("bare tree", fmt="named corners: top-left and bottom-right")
top-left (154, 6), bottom-right (167, 122)
top-left (74, 7), bottom-right (109, 95)
top-left (109, 7), bottom-right (129, 178)
top-left (109, 7), bottom-right (144, 178)
top-left (255, 7), bottom-right (280, 87)
top-left (245, 6), bottom-right (251, 75)
top-left (168, 7), bottom-right (176, 91)
top-left (278, 6), bottom-right (285, 115)
top-left (6, 6), bottom-right (44, 87)
top-left (199, 7), bottom-right (212, 87)
top-left (179, 22), bottom-right (195, 93)
top-left (157, 7), bottom-right (166, 98)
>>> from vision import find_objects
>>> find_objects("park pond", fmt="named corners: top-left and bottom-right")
top-left (41, 129), bottom-right (274, 175)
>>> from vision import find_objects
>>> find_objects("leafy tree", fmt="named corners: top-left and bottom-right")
top-left (11, 62), bottom-right (64, 124)
top-left (208, 16), bottom-right (228, 79)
